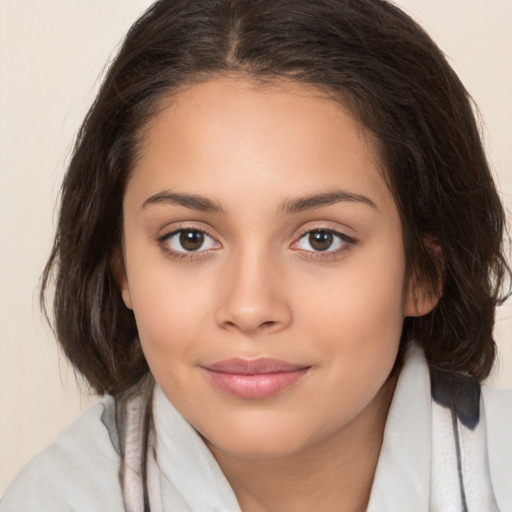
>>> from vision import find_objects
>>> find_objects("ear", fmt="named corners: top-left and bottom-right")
top-left (404, 276), bottom-right (441, 317)
top-left (404, 238), bottom-right (443, 318)
top-left (110, 248), bottom-right (133, 310)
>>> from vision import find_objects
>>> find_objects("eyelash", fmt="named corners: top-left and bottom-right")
top-left (291, 228), bottom-right (356, 261)
top-left (157, 225), bottom-right (220, 262)
top-left (157, 226), bottom-right (356, 262)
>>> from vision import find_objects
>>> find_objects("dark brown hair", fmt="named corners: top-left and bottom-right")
top-left (41, 0), bottom-right (510, 395)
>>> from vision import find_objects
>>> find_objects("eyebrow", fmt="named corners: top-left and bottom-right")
top-left (141, 188), bottom-right (378, 214)
top-left (278, 189), bottom-right (378, 214)
top-left (142, 191), bottom-right (226, 213)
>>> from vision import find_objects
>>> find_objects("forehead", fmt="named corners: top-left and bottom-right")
top-left (128, 78), bottom-right (394, 213)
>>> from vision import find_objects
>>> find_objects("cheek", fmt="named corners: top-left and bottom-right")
top-left (124, 248), bottom-right (217, 361)
top-left (296, 259), bottom-right (405, 417)
top-left (135, 283), bottom-right (213, 347)
top-left (288, 240), bottom-right (406, 405)
top-left (296, 245), bottom-right (406, 346)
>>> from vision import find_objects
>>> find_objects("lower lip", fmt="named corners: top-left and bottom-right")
top-left (203, 368), bottom-right (310, 399)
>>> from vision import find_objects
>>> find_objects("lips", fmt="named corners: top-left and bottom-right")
top-left (202, 358), bottom-right (311, 399)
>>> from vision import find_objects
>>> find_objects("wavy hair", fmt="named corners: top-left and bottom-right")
top-left (41, 0), bottom-right (510, 394)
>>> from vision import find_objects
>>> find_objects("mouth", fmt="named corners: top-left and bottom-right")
top-left (201, 358), bottom-right (311, 399)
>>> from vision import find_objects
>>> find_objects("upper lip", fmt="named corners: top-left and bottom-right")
top-left (202, 357), bottom-right (309, 375)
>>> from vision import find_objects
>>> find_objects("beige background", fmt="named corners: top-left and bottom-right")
top-left (1, 0), bottom-right (511, 495)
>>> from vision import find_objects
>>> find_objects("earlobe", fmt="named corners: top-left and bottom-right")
top-left (121, 284), bottom-right (133, 310)
top-left (110, 249), bottom-right (133, 310)
top-left (404, 237), bottom-right (444, 318)
top-left (404, 280), bottom-right (441, 317)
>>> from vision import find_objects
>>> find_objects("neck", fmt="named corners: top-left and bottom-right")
top-left (207, 375), bottom-right (397, 512)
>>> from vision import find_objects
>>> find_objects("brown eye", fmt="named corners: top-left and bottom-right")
top-left (308, 230), bottom-right (334, 251)
top-left (179, 230), bottom-right (205, 251)
top-left (164, 229), bottom-right (218, 253)
top-left (293, 228), bottom-right (353, 254)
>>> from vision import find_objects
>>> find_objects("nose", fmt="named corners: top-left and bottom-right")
top-left (214, 248), bottom-right (292, 335)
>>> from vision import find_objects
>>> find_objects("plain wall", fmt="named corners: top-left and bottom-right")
top-left (1, 0), bottom-right (511, 495)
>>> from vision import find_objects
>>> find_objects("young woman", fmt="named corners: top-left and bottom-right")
top-left (2, 0), bottom-right (511, 510)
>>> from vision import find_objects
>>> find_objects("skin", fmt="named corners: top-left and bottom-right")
top-left (119, 78), bottom-right (438, 511)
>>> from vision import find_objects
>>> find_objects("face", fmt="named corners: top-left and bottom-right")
top-left (120, 78), bottom-right (432, 459)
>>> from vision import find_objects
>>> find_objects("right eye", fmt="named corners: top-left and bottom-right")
top-left (162, 229), bottom-right (219, 253)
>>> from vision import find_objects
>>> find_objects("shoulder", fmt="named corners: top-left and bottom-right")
top-left (481, 385), bottom-right (512, 511)
top-left (482, 384), bottom-right (512, 439)
top-left (482, 382), bottom-right (512, 409)
top-left (1, 397), bottom-right (125, 512)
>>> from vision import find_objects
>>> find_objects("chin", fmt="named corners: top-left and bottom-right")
top-left (202, 416), bottom-right (319, 460)
top-left (211, 437), bottom-right (308, 460)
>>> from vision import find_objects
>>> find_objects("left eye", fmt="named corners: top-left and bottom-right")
top-left (165, 229), bottom-right (218, 253)
top-left (294, 230), bottom-right (349, 252)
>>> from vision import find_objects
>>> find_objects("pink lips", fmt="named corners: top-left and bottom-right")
top-left (202, 358), bottom-right (310, 399)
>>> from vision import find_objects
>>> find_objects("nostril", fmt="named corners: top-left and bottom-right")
top-left (215, 292), bottom-right (292, 333)
top-left (221, 319), bottom-right (279, 333)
